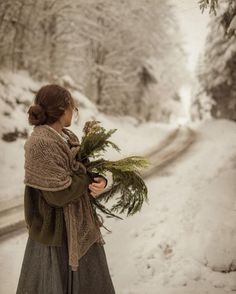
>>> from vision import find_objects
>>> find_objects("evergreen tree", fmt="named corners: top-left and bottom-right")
top-left (196, 0), bottom-right (236, 120)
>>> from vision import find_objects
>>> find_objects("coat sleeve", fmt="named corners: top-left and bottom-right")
top-left (40, 171), bottom-right (90, 208)
top-left (80, 157), bottom-right (108, 188)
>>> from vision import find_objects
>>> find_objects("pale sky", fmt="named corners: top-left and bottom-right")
top-left (170, 0), bottom-right (211, 122)
top-left (171, 0), bottom-right (210, 73)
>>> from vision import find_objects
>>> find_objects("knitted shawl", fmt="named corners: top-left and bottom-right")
top-left (24, 124), bottom-right (105, 271)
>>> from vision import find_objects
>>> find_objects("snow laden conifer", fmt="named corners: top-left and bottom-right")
top-left (196, 0), bottom-right (236, 120)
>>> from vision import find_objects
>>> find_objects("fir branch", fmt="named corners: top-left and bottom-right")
top-left (86, 156), bottom-right (150, 217)
top-left (76, 119), bottom-right (150, 220)
top-left (78, 120), bottom-right (121, 161)
top-left (89, 194), bottom-right (123, 220)
top-left (198, 0), bottom-right (219, 16)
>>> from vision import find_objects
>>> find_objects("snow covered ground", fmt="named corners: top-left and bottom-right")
top-left (102, 118), bottom-right (236, 294)
top-left (0, 71), bottom-right (235, 293)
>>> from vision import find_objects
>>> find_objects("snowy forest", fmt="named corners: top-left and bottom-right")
top-left (0, 0), bottom-right (188, 122)
top-left (0, 0), bottom-right (236, 293)
top-left (0, 0), bottom-right (235, 123)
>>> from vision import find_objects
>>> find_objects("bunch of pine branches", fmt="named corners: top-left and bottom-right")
top-left (75, 120), bottom-right (150, 224)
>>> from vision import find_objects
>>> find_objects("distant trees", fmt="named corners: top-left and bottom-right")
top-left (193, 0), bottom-right (236, 121)
top-left (0, 0), bottom-right (187, 122)
top-left (0, 0), bottom-right (75, 77)
top-left (71, 0), bottom-right (187, 122)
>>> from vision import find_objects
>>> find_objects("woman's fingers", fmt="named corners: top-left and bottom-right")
top-left (88, 177), bottom-right (107, 198)
top-left (89, 183), bottom-right (102, 191)
top-left (90, 189), bottom-right (100, 198)
top-left (89, 185), bottom-right (103, 195)
top-left (93, 177), bottom-right (106, 188)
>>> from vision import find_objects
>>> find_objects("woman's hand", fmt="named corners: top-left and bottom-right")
top-left (89, 177), bottom-right (107, 198)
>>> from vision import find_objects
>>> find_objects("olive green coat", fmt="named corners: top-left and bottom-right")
top-left (24, 171), bottom-right (107, 246)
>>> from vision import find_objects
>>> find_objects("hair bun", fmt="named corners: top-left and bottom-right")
top-left (28, 104), bottom-right (47, 126)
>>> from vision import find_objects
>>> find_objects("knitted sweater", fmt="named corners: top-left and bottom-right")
top-left (24, 171), bottom-right (107, 246)
top-left (23, 124), bottom-right (108, 271)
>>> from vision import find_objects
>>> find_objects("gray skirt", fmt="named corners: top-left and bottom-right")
top-left (16, 222), bottom-right (116, 294)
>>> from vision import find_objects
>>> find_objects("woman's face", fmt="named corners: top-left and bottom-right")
top-left (63, 105), bottom-right (73, 127)
top-left (60, 103), bottom-right (78, 127)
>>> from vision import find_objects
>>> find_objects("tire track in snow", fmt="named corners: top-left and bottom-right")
top-left (142, 126), bottom-right (196, 179)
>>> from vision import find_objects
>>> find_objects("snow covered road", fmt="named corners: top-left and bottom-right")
top-left (143, 125), bottom-right (196, 177)
top-left (103, 119), bottom-right (236, 293)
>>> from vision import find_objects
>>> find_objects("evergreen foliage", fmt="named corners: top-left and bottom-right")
top-left (77, 120), bottom-right (150, 222)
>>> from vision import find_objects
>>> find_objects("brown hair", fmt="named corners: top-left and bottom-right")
top-left (27, 84), bottom-right (76, 126)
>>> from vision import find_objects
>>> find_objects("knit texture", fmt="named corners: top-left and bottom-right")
top-left (24, 124), bottom-right (105, 271)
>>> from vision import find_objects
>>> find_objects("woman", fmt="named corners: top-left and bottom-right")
top-left (16, 84), bottom-right (116, 294)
